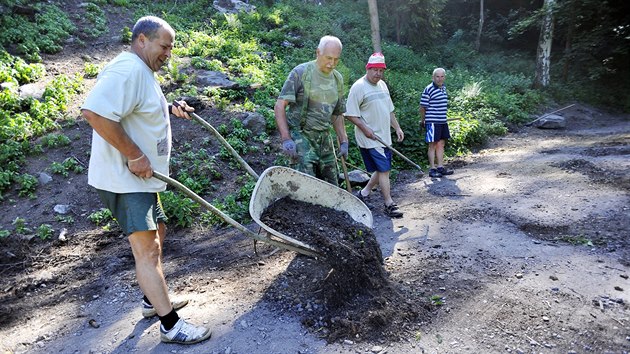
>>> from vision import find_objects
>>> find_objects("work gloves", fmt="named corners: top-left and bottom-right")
top-left (282, 139), bottom-right (297, 157)
top-left (339, 141), bottom-right (349, 159)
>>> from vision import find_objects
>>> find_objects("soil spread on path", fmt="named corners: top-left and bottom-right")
top-left (259, 197), bottom-right (428, 342)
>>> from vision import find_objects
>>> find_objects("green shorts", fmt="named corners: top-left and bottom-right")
top-left (95, 189), bottom-right (167, 235)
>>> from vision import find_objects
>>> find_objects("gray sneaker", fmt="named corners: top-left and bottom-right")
top-left (161, 318), bottom-right (212, 344)
top-left (142, 299), bottom-right (189, 318)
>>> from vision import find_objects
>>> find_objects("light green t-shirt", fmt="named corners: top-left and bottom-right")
top-left (82, 52), bottom-right (171, 193)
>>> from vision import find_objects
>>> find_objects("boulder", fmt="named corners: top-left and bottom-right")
top-left (339, 169), bottom-right (370, 186)
top-left (213, 0), bottom-right (256, 14)
top-left (241, 112), bottom-right (266, 135)
top-left (534, 114), bottom-right (566, 129)
top-left (196, 70), bottom-right (238, 89)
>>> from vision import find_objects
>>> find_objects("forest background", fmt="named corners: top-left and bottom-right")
top-left (0, 0), bottom-right (629, 231)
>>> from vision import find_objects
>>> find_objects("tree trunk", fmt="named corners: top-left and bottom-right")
top-left (367, 0), bottom-right (382, 53)
top-left (534, 0), bottom-right (555, 88)
top-left (475, 0), bottom-right (484, 51)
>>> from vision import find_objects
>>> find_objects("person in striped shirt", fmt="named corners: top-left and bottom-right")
top-left (419, 68), bottom-right (454, 178)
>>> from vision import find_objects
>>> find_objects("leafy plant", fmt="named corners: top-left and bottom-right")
top-left (84, 3), bottom-right (108, 38)
top-left (430, 295), bottom-right (444, 306)
top-left (0, 228), bottom-right (9, 238)
top-left (55, 215), bottom-right (75, 224)
top-left (0, 5), bottom-right (75, 62)
top-left (40, 133), bottom-right (71, 148)
top-left (36, 224), bottom-right (54, 240)
top-left (160, 190), bottom-right (199, 228)
top-left (120, 26), bottom-right (132, 44)
top-left (83, 62), bottom-right (102, 78)
top-left (16, 173), bottom-right (38, 198)
top-left (12, 217), bottom-right (30, 234)
top-left (88, 208), bottom-right (114, 226)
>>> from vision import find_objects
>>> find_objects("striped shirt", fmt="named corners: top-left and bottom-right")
top-left (420, 82), bottom-right (448, 124)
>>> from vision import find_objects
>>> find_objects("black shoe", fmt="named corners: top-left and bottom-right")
top-left (356, 191), bottom-right (373, 209)
top-left (384, 204), bottom-right (403, 218)
top-left (429, 168), bottom-right (442, 178)
top-left (437, 167), bottom-right (454, 175)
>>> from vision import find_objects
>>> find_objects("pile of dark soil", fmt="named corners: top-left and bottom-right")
top-left (259, 197), bottom-right (422, 342)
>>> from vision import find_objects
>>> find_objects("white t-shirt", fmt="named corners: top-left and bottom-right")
top-left (83, 52), bottom-right (171, 193)
top-left (344, 76), bottom-right (394, 149)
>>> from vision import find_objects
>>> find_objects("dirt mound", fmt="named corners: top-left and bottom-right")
top-left (259, 197), bottom-right (426, 342)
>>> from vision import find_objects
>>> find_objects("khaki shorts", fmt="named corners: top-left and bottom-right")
top-left (95, 189), bottom-right (167, 235)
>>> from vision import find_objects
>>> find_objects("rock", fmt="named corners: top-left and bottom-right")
top-left (534, 114), bottom-right (566, 129)
top-left (371, 345), bottom-right (383, 352)
top-left (19, 82), bottom-right (46, 100)
top-left (58, 228), bottom-right (68, 242)
top-left (542, 316), bottom-right (550, 322)
top-left (213, 0), bottom-right (256, 14)
top-left (38, 172), bottom-right (53, 185)
top-left (343, 169), bottom-right (370, 186)
top-left (515, 273), bottom-right (523, 279)
top-left (196, 70), bottom-right (238, 89)
top-left (54, 204), bottom-right (72, 214)
top-left (241, 112), bottom-right (266, 135)
top-left (1, 81), bottom-right (18, 91)
top-left (549, 275), bottom-right (558, 281)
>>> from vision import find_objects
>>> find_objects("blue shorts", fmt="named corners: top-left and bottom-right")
top-left (360, 147), bottom-right (392, 173)
top-left (96, 189), bottom-right (167, 235)
top-left (425, 123), bottom-right (451, 143)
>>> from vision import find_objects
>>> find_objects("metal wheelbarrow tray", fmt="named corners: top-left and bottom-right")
top-left (249, 166), bottom-right (373, 252)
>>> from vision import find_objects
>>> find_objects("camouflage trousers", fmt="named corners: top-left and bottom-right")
top-left (289, 129), bottom-right (339, 186)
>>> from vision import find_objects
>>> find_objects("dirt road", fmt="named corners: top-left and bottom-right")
top-left (1, 104), bottom-right (629, 353)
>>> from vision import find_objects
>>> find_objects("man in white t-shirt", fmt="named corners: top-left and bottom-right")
top-left (345, 53), bottom-right (404, 218)
top-left (81, 16), bottom-right (211, 345)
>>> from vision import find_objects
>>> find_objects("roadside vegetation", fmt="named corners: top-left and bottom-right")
top-left (0, 0), bottom-right (627, 233)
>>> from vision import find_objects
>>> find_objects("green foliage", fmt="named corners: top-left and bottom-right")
top-left (12, 217), bottom-right (30, 234)
top-left (0, 50), bottom-right (46, 84)
top-left (40, 133), bottom-right (71, 148)
top-left (160, 190), bottom-right (200, 228)
top-left (120, 26), bottom-right (132, 44)
top-left (84, 3), bottom-right (108, 38)
top-left (171, 146), bottom-right (221, 195)
top-left (88, 208), bottom-right (114, 227)
top-left (111, 0), bottom-right (130, 7)
top-left (83, 62), bottom-right (102, 78)
top-left (205, 177), bottom-right (254, 226)
top-left (0, 5), bottom-right (75, 62)
top-left (16, 173), bottom-right (37, 198)
top-left (430, 295), bottom-right (445, 306)
top-left (55, 214), bottom-right (75, 224)
top-left (0, 228), bottom-right (9, 238)
top-left (36, 224), bottom-right (54, 240)
top-left (50, 157), bottom-right (84, 177)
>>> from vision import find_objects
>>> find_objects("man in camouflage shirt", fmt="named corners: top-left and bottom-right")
top-left (274, 35), bottom-right (349, 186)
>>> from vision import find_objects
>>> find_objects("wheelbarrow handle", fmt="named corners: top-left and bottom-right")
top-left (173, 101), bottom-right (259, 179)
top-left (152, 171), bottom-right (319, 258)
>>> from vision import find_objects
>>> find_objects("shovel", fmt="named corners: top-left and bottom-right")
top-left (373, 135), bottom-right (424, 174)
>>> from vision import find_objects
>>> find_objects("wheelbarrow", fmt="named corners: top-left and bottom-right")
top-left (154, 166), bottom-right (372, 259)
top-left (155, 107), bottom-right (372, 258)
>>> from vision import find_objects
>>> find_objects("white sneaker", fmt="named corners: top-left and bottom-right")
top-left (160, 318), bottom-right (212, 344)
top-left (142, 299), bottom-right (189, 318)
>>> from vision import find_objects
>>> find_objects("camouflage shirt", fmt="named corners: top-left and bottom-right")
top-left (278, 61), bottom-right (345, 132)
